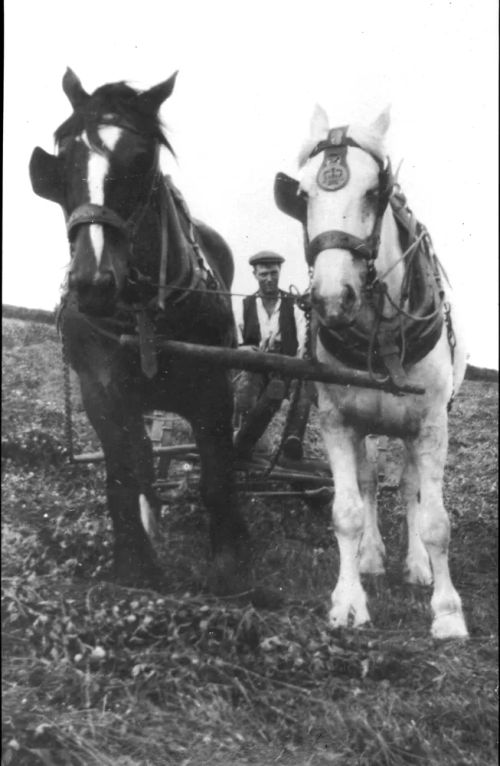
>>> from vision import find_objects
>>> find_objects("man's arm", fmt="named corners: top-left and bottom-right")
top-left (294, 303), bottom-right (308, 357)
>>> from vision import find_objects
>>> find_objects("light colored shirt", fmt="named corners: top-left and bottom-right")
top-left (234, 294), bottom-right (307, 356)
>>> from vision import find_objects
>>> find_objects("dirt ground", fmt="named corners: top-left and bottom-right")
top-left (2, 318), bottom-right (498, 766)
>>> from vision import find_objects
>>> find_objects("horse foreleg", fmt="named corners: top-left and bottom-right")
top-left (320, 416), bottom-right (370, 628)
top-left (190, 384), bottom-right (251, 595)
top-left (401, 446), bottom-right (433, 585)
top-left (80, 377), bottom-right (161, 587)
top-left (406, 417), bottom-right (467, 638)
top-left (358, 436), bottom-right (386, 575)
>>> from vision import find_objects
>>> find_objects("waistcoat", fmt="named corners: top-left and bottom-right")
top-left (242, 291), bottom-right (298, 356)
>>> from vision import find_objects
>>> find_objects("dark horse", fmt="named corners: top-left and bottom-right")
top-left (29, 69), bottom-right (250, 592)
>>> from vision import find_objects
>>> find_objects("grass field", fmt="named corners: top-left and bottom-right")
top-left (2, 318), bottom-right (498, 765)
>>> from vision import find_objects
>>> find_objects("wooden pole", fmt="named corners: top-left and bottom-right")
top-left (71, 443), bottom-right (197, 464)
top-left (119, 335), bottom-right (425, 395)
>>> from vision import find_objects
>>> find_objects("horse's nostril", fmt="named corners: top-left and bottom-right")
top-left (94, 271), bottom-right (115, 289)
top-left (341, 284), bottom-right (356, 310)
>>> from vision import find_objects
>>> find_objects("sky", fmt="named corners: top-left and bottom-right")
top-left (3, 0), bottom-right (498, 368)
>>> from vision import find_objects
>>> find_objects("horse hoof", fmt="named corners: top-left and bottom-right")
top-left (114, 558), bottom-right (164, 590)
top-left (249, 586), bottom-right (285, 610)
top-left (208, 550), bottom-right (251, 596)
top-left (329, 584), bottom-right (370, 628)
top-left (431, 611), bottom-right (469, 640)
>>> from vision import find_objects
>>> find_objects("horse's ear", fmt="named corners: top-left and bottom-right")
top-left (370, 106), bottom-right (391, 137)
top-left (136, 71), bottom-right (179, 113)
top-left (62, 68), bottom-right (90, 109)
top-left (29, 147), bottom-right (65, 205)
top-left (310, 104), bottom-right (330, 142)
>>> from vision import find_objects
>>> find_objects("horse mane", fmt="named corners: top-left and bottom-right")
top-left (54, 81), bottom-right (174, 155)
top-left (298, 120), bottom-right (387, 168)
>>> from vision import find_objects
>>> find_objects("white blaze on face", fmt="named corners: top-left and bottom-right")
top-left (84, 126), bottom-right (122, 266)
top-left (301, 148), bottom-right (382, 310)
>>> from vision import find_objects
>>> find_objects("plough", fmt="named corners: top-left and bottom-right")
top-left (3, 303), bottom-right (425, 502)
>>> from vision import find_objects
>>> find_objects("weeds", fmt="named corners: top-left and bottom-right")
top-left (2, 319), bottom-right (498, 766)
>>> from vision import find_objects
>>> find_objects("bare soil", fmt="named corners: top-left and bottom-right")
top-left (2, 318), bottom-right (498, 766)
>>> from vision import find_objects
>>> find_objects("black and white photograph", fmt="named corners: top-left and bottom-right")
top-left (3, 1), bottom-right (498, 764)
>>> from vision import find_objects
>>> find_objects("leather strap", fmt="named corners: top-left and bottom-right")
top-left (157, 182), bottom-right (169, 310)
top-left (136, 311), bottom-right (158, 378)
top-left (307, 230), bottom-right (373, 264)
top-left (66, 203), bottom-right (130, 238)
top-left (309, 131), bottom-right (385, 171)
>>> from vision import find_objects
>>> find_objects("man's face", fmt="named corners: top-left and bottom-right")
top-left (253, 264), bottom-right (281, 296)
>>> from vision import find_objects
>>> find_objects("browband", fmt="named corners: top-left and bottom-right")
top-left (309, 126), bottom-right (385, 171)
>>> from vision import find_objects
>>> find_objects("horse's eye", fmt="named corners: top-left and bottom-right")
top-left (365, 188), bottom-right (379, 206)
top-left (57, 137), bottom-right (71, 155)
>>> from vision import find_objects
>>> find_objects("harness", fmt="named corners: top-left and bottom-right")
top-left (274, 127), bottom-right (453, 390)
top-left (305, 126), bottom-right (394, 278)
top-left (63, 152), bottom-right (223, 378)
top-left (66, 143), bottom-right (161, 255)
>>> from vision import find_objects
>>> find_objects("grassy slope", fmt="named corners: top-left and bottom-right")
top-left (2, 319), bottom-right (498, 766)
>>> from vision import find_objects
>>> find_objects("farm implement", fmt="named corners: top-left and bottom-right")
top-left (3, 303), bottom-right (424, 503)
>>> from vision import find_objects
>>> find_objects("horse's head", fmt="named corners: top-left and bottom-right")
top-left (29, 69), bottom-right (178, 315)
top-left (297, 106), bottom-right (394, 330)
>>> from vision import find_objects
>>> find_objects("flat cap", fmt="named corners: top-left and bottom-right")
top-left (249, 250), bottom-right (285, 267)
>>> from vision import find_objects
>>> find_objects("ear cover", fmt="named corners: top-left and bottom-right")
top-left (29, 147), bottom-right (65, 205)
top-left (135, 71), bottom-right (179, 113)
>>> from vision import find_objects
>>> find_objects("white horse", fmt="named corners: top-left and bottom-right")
top-left (275, 106), bottom-right (468, 639)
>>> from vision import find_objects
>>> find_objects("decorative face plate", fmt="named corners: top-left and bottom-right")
top-left (316, 126), bottom-right (350, 191)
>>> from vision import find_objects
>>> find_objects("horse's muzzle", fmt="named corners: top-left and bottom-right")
top-left (311, 284), bottom-right (358, 328)
top-left (68, 270), bottom-right (118, 315)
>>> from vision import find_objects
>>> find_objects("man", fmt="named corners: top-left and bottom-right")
top-left (234, 251), bottom-right (310, 459)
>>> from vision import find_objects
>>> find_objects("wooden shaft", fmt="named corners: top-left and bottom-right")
top-left (72, 443), bottom-right (197, 464)
top-left (119, 335), bottom-right (425, 394)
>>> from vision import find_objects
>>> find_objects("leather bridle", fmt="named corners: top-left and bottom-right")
top-left (64, 136), bottom-right (174, 311)
top-left (66, 142), bottom-right (161, 244)
top-left (304, 127), bottom-right (394, 282)
top-left (274, 127), bottom-right (449, 390)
